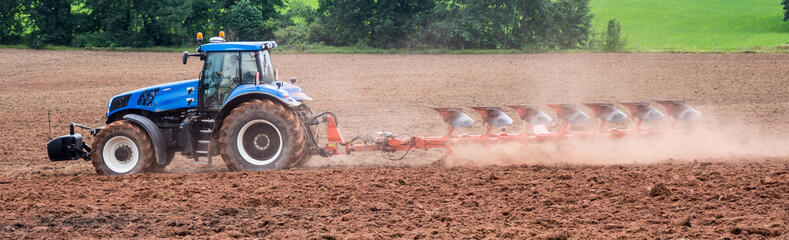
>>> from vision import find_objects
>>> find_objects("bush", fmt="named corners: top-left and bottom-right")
top-left (602, 18), bottom-right (626, 52)
top-left (307, 21), bottom-right (326, 44)
top-left (72, 32), bottom-right (114, 48)
top-left (26, 36), bottom-right (47, 49)
top-left (274, 25), bottom-right (309, 45)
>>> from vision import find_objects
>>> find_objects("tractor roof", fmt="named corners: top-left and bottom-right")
top-left (199, 41), bottom-right (277, 52)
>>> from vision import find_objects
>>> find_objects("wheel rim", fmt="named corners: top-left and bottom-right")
top-left (102, 136), bottom-right (139, 173)
top-left (237, 119), bottom-right (283, 165)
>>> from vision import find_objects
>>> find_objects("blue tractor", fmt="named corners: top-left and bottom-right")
top-left (47, 32), bottom-right (324, 175)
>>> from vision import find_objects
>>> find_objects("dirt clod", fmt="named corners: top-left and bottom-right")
top-left (678, 216), bottom-right (692, 228)
top-left (761, 176), bottom-right (777, 185)
top-left (649, 183), bottom-right (672, 197)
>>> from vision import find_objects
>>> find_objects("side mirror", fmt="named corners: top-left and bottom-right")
top-left (182, 51), bottom-right (188, 65)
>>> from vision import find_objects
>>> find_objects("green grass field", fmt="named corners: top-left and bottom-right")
top-left (590, 0), bottom-right (789, 52)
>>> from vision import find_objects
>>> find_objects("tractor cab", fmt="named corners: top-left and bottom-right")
top-left (183, 32), bottom-right (310, 113)
top-left (198, 45), bottom-right (275, 110)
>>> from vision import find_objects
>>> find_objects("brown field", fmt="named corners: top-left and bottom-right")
top-left (1, 49), bottom-right (788, 238)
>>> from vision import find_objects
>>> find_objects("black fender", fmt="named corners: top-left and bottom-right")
top-left (212, 92), bottom-right (300, 139)
top-left (123, 114), bottom-right (168, 165)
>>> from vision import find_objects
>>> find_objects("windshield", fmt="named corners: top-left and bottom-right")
top-left (259, 50), bottom-right (275, 84)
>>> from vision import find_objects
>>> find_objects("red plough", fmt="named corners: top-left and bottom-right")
top-left (319, 100), bottom-right (700, 160)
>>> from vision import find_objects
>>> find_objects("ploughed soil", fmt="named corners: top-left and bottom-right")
top-left (1, 49), bottom-right (788, 238)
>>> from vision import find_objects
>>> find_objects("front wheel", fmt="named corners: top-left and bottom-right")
top-left (219, 99), bottom-right (307, 171)
top-left (91, 120), bottom-right (155, 175)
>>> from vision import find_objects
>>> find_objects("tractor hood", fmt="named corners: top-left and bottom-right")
top-left (107, 79), bottom-right (200, 119)
top-left (107, 79), bottom-right (311, 120)
top-left (277, 81), bottom-right (312, 101)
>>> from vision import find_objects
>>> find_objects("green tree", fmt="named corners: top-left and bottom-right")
top-left (602, 18), bottom-right (625, 52)
top-left (181, 0), bottom-right (224, 44)
top-left (412, 0), bottom-right (591, 50)
top-left (152, 0), bottom-right (195, 46)
top-left (76, 0), bottom-right (218, 47)
top-left (26, 0), bottom-right (74, 47)
top-left (219, 0), bottom-right (284, 40)
top-left (553, 0), bottom-right (593, 48)
top-left (222, 0), bottom-right (265, 41)
top-left (315, 0), bottom-right (373, 46)
top-left (369, 0), bottom-right (435, 48)
top-left (286, 0), bottom-right (318, 24)
top-left (0, 0), bottom-right (25, 43)
top-left (409, 2), bottom-right (482, 49)
top-left (315, 0), bottom-right (434, 48)
top-left (79, 0), bottom-right (157, 47)
top-left (274, 0), bottom-right (317, 45)
top-left (783, 0), bottom-right (789, 21)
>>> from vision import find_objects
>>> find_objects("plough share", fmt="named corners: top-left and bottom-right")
top-left (315, 100), bottom-right (700, 160)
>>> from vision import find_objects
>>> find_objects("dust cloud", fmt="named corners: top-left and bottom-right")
top-left (447, 116), bottom-right (789, 167)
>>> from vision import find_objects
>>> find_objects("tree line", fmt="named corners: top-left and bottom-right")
top-left (1, 0), bottom-right (594, 50)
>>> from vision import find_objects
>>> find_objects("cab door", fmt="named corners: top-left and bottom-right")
top-left (202, 52), bottom-right (239, 110)
top-left (200, 51), bottom-right (262, 111)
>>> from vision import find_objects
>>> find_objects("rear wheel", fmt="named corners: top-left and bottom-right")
top-left (219, 99), bottom-right (307, 171)
top-left (292, 103), bottom-right (317, 167)
top-left (91, 120), bottom-right (155, 175)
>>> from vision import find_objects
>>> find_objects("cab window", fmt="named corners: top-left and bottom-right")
top-left (240, 52), bottom-right (259, 84)
top-left (202, 51), bottom-right (265, 110)
top-left (202, 52), bottom-right (240, 110)
top-left (259, 50), bottom-right (275, 84)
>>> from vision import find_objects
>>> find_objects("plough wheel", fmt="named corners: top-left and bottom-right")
top-left (219, 99), bottom-right (307, 171)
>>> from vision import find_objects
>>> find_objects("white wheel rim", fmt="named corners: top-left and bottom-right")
top-left (102, 136), bottom-right (139, 173)
top-left (237, 119), bottom-right (283, 165)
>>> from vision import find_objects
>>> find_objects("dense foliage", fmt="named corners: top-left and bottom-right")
top-left (1, 0), bottom-right (593, 50)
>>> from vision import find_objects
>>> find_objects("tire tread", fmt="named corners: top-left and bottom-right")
top-left (91, 120), bottom-right (155, 175)
top-left (218, 99), bottom-right (307, 171)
